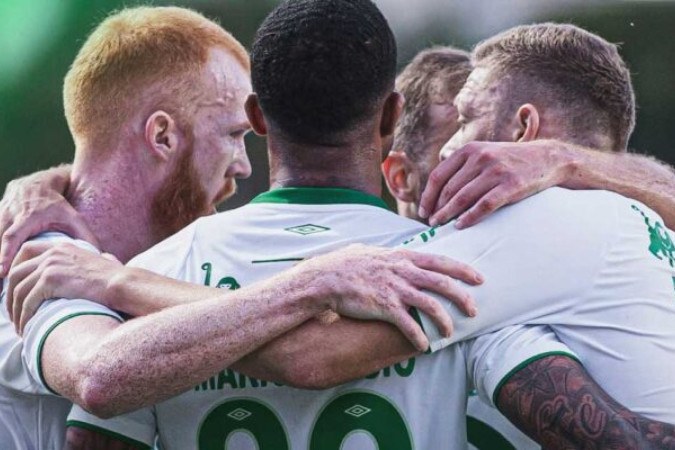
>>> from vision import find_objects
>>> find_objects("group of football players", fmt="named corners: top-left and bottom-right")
top-left (1, 1), bottom-right (675, 449)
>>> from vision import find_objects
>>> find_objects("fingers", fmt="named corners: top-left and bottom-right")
top-left (388, 309), bottom-right (430, 352)
top-left (399, 289), bottom-right (454, 338)
top-left (409, 269), bottom-right (478, 317)
top-left (0, 207), bottom-right (14, 275)
top-left (418, 151), bottom-right (468, 219)
top-left (5, 247), bottom-right (44, 321)
top-left (0, 220), bottom-right (39, 277)
top-left (16, 271), bottom-right (46, 335)
top-left (10, 261), bottom-right (44, 330)
top-left (429, 174), bottom-right (499, 227)
top-left (455, 186), bottom-right (512, 229)
top-left (5, 242), bottom-right (56, 323)
top-left (402, 250), bottom-right (483, 286)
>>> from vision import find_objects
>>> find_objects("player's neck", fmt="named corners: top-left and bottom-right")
top-left (67, 156), bottom-right (161, 263)
top-left (266, 135), bottom-right (383, 197)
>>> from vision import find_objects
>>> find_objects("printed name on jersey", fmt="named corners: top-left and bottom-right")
top-left (401, 226), bottom-right (439, 246)
top-left (194, 358), bottom-right (417, 392)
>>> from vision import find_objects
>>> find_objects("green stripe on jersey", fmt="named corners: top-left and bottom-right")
top-left (251, 187), bottom-right (389, 210)
top-left (252, 257), bottom-right (305, 264)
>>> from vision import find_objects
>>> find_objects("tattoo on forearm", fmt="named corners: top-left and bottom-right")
top-left (497, 355), bottom-right (675, 449)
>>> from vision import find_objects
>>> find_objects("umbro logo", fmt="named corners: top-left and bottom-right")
top-left (285, 224), bottom-right (330, 235)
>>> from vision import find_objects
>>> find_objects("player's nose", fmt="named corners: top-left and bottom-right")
top-left (230, 145), bottom-right (252, 179)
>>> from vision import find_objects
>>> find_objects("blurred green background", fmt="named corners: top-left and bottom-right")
top-left (1, 0), bottom-right (674, 209)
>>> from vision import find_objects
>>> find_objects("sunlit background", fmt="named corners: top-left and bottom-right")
top-left (1, 0), bottom-right (674, 208)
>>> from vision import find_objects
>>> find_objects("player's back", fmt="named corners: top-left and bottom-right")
top-left (409, 187), bottom-right (675, 421)
top-left (123, 188), bottom-right (472, 450)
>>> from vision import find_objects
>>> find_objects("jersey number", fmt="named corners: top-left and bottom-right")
top-left (198, 392), bottom-right (413, 449)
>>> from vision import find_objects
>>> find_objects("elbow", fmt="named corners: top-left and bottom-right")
top-left (76, 366), bottom-right (121, 419)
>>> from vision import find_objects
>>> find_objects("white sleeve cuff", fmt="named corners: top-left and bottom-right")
top-left (464, 325), bottom-right (579, 407)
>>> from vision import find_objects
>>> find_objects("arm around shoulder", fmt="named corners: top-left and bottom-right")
top-left (561, 143), bottom-right (675, 229)
top-left (232, 316), bottom-right (419, 389)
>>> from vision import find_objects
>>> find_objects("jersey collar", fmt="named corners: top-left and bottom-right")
top-left (250, 187), bottom-right (390, 210)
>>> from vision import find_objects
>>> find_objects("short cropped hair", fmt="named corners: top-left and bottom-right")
top-left (63, 6), bottom-right (249, 148)
top-left (251, 0), bottom-right (397, 145)
top-left (473, 23), bottom-right (635, 150)
top-left (394, 46), bottom-right (471, 161)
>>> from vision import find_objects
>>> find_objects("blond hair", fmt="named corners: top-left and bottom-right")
top-left (63, 6), bottom-right (249, 147)
top-left (394, 46), bottom-right (471, 161)
top-left (473, 23), bottom-right (635, 150)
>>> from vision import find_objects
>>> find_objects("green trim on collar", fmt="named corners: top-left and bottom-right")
top-left (66, 421), bottom-right (152, 449)
top-left (37, 312), bottom-right (123, 395)
top-left (250, 187), bottom-right (389, 210)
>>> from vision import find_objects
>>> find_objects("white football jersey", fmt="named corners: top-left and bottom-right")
top-left (411, 188), bottom-right (675, 421)
top-left (0, 233), bottom-right (122, 450)
top-left (67, 188), bottom-right (573, 450)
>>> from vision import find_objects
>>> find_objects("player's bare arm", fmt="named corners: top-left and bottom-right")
top-left (7, 240), bottom-right (481, 346)
top-left (5, 240), bottom-right (217, 331)
top-left (233, 313), bottom-right (420, 389)
top-left (419, 140), bottom-right (675, 229)
top-left (64, 426), bottom-right (138, 450)
top-left (8, 242), bottom-right (481, 416)
top-left (0, 164), bottom-right (98, 274)
top-left (497, 355), bottom-right (675, 449)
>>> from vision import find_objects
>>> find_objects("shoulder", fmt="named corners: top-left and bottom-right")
top-left (127, 222), bottom-right (198, 276)
top-left (494, 187), bottom-right (623, 225)
top-left (407, 188), bottom-right (625, 262)
top-left (467, 187), bottom-right (626, 242)
top-left (127, 207), bottom-right (248, 275)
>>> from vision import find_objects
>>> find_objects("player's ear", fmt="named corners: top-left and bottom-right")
top-left (380, 92), bottom-right (404, 138)
top-left (382, 150), bottom-right (418, 203)
top-left (245, 93), bottom-right (267, 136)
top-left (511, 103), bottom-right (540, 142)
top-left (144, 111), bottom-right (179, 162)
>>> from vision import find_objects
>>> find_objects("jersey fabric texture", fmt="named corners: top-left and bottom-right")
top-left (411, 187), bottom-right (675, 421)
top-left (0, 232), bottom-right (123, 450)
top-left (66, 187), bottom-right (573, 450)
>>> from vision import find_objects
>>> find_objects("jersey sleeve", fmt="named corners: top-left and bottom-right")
top-left (0, 233), bottom-right (123, 395)
top-left (22, 300), bottom-right (123, 395)
top-left (404, 188), bottom-right (621, 352)
top-left (463, 324), bottom-right (579, 408)
top-left (67, 404), bottom-right (156, 449)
